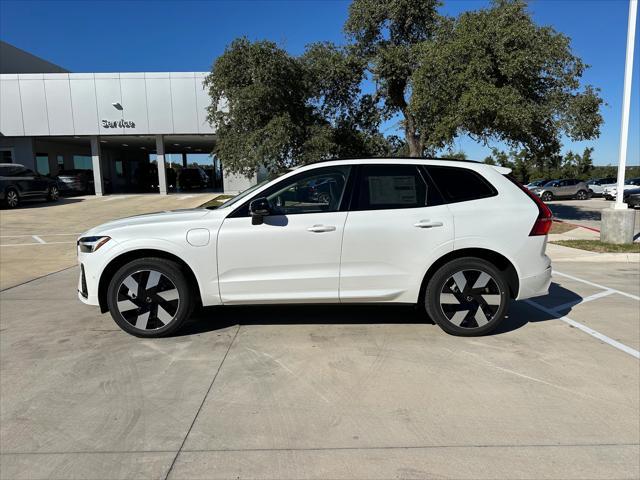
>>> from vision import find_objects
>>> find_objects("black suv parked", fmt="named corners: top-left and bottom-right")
top-left (0, 163), bottom-right (60, 208)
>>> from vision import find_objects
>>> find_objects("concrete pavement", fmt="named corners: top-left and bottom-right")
top-left (0, 194), bottom-right (217, 290)
top-left (1, 262), bottom-right (638, 479)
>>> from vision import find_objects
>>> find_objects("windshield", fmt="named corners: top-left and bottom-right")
top-left (212, 179), bottom-right (271, 209)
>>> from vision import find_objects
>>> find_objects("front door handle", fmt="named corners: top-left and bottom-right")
top-left (307, 224), bottom-right (336, 233)
top-left (414, 220), bottom-right (444, 229)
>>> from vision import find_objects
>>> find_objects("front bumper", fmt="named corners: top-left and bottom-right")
top-left (517, 265), bottom-right (552, 300)
top-left (77, 239), bottom-right (121, 307)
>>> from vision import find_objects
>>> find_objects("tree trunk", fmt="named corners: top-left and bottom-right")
top-left (404, 111), bottom-right (421, 157)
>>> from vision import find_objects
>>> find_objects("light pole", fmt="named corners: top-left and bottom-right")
top-left (615, 0), bottom-right (637, 210)
top-left (601, 0), bottom-right (638, 243)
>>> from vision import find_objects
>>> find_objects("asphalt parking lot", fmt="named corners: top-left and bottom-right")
top-left (1, 197), bottom-right (639, 480)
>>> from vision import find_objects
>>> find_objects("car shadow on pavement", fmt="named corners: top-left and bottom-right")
top-left (178, 282), bottom-right (583, 337)
top-left (2, 197), bottom-right (85, 209)
top-left (548, 203), bottom-right (601, 222)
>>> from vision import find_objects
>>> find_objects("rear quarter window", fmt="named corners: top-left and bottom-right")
top-left (426, 166), bottom-right (497, 204)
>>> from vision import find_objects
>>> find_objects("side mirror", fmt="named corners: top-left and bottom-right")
top-left (249, 197), bottom-right (272, 225)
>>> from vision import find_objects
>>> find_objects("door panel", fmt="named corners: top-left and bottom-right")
top-left (339, 164), bottom-right (454, 303)
top-left (217, 212), bottom-right (348, 303)
top-left (339, 205), bottom-right (454, 302)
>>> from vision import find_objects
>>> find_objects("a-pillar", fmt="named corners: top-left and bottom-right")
top-left (155, 135), bottom-right (168, 195)
top-left (182, 152), bottom-right (187, 168)
top-left (89, 136), bottom-right (104, 196)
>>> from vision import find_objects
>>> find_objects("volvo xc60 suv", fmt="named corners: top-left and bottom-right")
top-left (77, 158), bottom-right (552, 337)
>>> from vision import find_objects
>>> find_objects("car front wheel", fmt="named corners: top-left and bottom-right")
top-left (4, 188), bottom-right (19, 208)
top-left (106, 257), bottom-right (194, 337)
top-left (541, 192), bottom-right (553, 202)
top-left (424, 257), bottom-right (509, 336)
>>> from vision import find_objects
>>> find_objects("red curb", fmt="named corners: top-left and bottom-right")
top-left (553, 219), bottom-right (600, 233)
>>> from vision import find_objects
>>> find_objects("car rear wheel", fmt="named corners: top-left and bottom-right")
top-left (424, 257), bottom-right (509, 336)
top-left (47, 185), bottom-right (59, 201)
top-left (575, 190), bottom-right (588, 200)
top-left (4, 188), bottom-right (19, 208)
top-left (106, 258), bottom-right (194, 337)
top-left (541, 191), bottom-right (553, 202)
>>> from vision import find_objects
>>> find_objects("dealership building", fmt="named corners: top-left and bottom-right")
top-left (0, 41), bottom-right (254, 194)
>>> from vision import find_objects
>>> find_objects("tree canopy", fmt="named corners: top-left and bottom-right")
top-left (205, 0), bottom-right (603, 175)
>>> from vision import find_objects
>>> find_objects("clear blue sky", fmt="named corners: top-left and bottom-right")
top-left (1, 0), bottom-right (638, 167)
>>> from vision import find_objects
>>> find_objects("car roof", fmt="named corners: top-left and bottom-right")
top-left (292, 157), bottom-right (512, 175)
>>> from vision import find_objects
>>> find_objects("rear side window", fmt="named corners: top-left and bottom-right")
top-left (353, 164), bottom-right (437, 210)
top-left (426, 166), bottom-right (497, 203)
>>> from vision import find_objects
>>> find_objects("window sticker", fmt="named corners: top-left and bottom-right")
top-left (368, 175), bottom-right (417, 204)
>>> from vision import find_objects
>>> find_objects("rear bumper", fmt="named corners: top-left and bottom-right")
top-left (517, 265), bottom-right (552, 300)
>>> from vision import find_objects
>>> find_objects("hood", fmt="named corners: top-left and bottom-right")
top-left (82, 208), bottom-right (212, 236)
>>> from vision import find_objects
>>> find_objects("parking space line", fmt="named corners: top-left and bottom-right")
top-left (554, 270), bottom-right (640, 301)
top-left (0, 233), bottom-right (80, 238)
top-left (103, 196), bottom-right (127, 201)
top-left (525, 299), bottom-right (640, 359)
top-left (0, 241), bottom-right (76, 247)
top-left (178, 195), bottom-right (195, 200)
top-left (551, 289), bottom-right (616, 312)
top-left (31, 235), bottom-right (46, 244)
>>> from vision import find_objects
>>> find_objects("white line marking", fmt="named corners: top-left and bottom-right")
top-left (178, 195), bottom-right (195, 200)
top-left (0, 241), bottom-right (76, 247)
top-left (31, 235), bottom-right (46, 244)
top-left (0, 233), bottom-right (80, 238)
top-left (554, 270), bottom-right (640, 301)
top-left (525, 299), bottom-right (640, 359)
top-left (551, 289), bottom-right (616, 312)
top-left (103, 196), bottom-right (126, 202)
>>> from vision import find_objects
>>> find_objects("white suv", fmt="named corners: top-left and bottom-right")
top-left (77, 159), bottom-right (552, 337)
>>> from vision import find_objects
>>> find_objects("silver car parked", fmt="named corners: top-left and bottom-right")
top-left (533, 179), bottom-right (590, 202)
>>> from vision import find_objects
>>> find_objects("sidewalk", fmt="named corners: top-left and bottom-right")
top-left (546, 224), bottom-right (640, 263)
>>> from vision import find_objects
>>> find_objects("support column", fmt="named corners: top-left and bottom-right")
top-left (182, 152), bottom-right (187, 168)
top-left (156, 135), bottom-right (168, 195)
top-left (90, 136), bottom-right (104, 196)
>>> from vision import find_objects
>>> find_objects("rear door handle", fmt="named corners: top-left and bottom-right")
top-left (414, 220), bottom-right (444, 229)
top-left (307, 224), bottom-right (336, 233)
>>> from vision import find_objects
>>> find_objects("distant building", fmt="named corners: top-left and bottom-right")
top-left (0, 41), bottom-right (255, 194)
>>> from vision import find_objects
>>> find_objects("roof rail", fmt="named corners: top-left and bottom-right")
top-left (305, 156), bottom-right (482, 166)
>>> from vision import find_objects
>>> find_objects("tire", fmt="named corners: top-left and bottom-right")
top-left (47, 185), bottom-right (59, 202)
top-left (106, 257), bottom-right (195, 337)
top-left (575, 190), bottom-right (588, 200)
top-left (541, 191), bottom-right (553, 202)
top-left (4, 188), bottom-right (19, 208)
top-left (424, 257), bottom-right (509, 336)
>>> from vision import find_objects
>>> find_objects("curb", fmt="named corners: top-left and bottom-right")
top-left (547, 243), bottom-right (640, 263)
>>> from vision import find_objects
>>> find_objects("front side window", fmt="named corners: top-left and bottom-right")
top-left (266, 166), bottom-right (351, 215)
top-left (353, 164), bottom-right (431, 210)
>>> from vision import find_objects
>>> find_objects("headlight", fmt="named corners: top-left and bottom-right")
top-left (77, 236), bottom-right (111, 253)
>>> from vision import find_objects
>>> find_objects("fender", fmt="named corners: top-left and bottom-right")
top-left (97, 236), bottom-right (221, 307)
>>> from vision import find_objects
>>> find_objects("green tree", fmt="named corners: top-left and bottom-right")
top-left (408, 0), bottom-right (603, 158)
top-left (204, 38), bottom-right (390, 176)
top-left (207, 0), bottom-right (603, 173)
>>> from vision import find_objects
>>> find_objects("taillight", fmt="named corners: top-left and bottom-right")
top-left (505, 176), bottom-right (553, 236)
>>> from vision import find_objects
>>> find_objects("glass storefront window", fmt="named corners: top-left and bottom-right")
top-left (36, 154), bottom-right (50, 175)
top-left (73, 155), bottom-right (93, 170)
